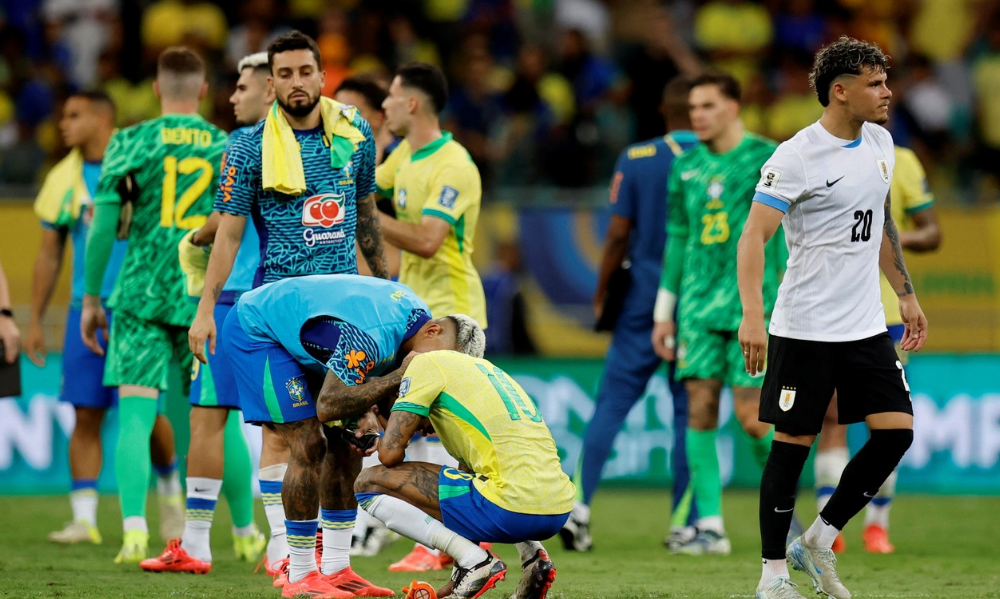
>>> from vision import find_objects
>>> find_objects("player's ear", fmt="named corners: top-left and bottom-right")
top-left (152, 79), bottom-right (161, 100)
top-left (319, 69), bottom-right (326, 90)
top-left (198, 81), bottom-right (209, 101)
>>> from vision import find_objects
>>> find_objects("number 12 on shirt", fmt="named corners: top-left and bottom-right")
top-left (161, 155), bottom-right (212, 229)
top-left (476, 363), bottom-right (543, 422)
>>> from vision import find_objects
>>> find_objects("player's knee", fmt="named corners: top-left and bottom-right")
top-left (73, 408), bottom-right (105, 434)
top-left (290, 425), bottom-right (327, 467)
top-left (871, 428), bottom-right (913, 459)
top-left (354, 466), bottom-right (384, 494)
top-left (741, 416), bottom-right (771, 439)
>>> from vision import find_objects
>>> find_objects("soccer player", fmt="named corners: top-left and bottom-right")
top-left (81, 47), bottom-right (228, 564)
top-left (334, 76), bottom-right (403, 280)
top-left (352, 350), bottom-right (574, 599)
top-left (561, 76), bottom-right (698, 553)
top-left (814, 144), bottom-right (941, 555)
top-left (187, 30), bottom-right (390, 596)
top-left (650, 72), bottom-right (784, 555)
top-left (140, 52), bottom-right (276, 574)
top-left (738, 36), bottom-right (927, 599)
top-left (374, 61), bottom-right (489, 571)
top-left (26, 92), bottom-right (182, 545)
top-left (223, 274), bottom-right (483, 598)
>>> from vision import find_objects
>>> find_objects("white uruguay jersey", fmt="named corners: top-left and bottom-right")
top-left (753, 121), bottom-right (895, 342)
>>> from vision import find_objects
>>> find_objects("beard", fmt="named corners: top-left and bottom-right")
top-left (278, 91), bottom-right (320, 118)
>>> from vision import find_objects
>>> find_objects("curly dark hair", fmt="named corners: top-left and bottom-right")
top-left (809, 36), bottom-right (889, 107)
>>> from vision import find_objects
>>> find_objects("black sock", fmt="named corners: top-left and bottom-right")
top-left (820, 428), bottom-right (913, 530)
top-left (759, 440), bottom-right (810, 560)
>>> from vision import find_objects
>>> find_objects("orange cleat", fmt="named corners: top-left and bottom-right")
top-left (326, 566), bottom-right (396, 597)
top-left (139, 539), bottom-right (212, 574)
top-left (272, 558), bottom-right (291, 588)
top-left (389, 545), bottom-right (451, 572)
top-left (831, 532), bottom-right (847, 554)
top-left (862, 524), bottom-right (895, 553)
top-left (282, 570), bottom-right (353, 599)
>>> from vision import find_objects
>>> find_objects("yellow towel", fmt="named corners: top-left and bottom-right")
top-left (261, 97), bottom-right (367, 196)
top-left (33, 147), bottom-right (88, 227)
top-left (178, 229), bottom-right (211, 297)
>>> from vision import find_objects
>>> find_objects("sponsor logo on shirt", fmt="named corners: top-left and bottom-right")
top-left (303, 193), bottom-right (347, 228)
top-left (438, 186), bottom-right (459, 209)
top-left (345, 349), bottom-right (375, 384)
top-left (219, 162), bottom-right (237, 203)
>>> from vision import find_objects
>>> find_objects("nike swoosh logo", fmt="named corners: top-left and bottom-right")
top-left (681, 170), bottom-right (699, 180)
top-left (863, 491), bottom-right (876, 497)
top-left (774, 507), bottom-right (794, 513)
top-left (193, 487), bottom-right (210, 492)
top-left (826, 176), bottom-right (845, 187)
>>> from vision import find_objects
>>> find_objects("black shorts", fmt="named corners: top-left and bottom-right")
top-left (759, 332), bottom-right (913, 436)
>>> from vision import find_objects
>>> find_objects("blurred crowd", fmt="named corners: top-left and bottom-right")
top-left (1, 0), bottom-right (999, 198)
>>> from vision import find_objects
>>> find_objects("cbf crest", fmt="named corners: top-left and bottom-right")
top-left (876, 159), bottom-right (890, 184)
top-left (779, 387), bottom-right (796, 412)
top-left (286, 377), bottom-right (308, 407)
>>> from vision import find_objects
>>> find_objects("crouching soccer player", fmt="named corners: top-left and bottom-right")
top-left (351, 350), bottom-right (575, 599)
top-left (224, 274), bottom-right (484, 599)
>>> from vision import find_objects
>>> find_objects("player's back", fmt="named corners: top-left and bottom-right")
top-left (398, 351), bottom-right (575, 516)
top-left (101, 114), bottom-right (227, 324)
top-left (236, 275), bottom-right (431, 378)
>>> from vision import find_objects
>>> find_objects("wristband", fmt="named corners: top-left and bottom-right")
top-left (653, 289), bottom-right (677, 323)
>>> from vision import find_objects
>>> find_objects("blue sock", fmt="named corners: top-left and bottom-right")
top-left (320, 509), bottom-right (356, 574)
top-left (355, 492), bottom-right (380, 511)
top-left (152, 457), bottom-right (178, 477)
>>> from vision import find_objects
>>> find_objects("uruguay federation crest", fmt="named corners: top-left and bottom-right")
top-left (779, 387), bottom-right (796, 412)
top-left (876, 159), bottom-right (890, 184)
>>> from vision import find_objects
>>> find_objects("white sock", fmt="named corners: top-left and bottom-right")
top-left (70, 488), bottom-right (99, 527)
top-left (864, 469), bottom-right (896, 528)
top-left (417, 542), bottom-right (442, 556)
top-left (815, 448), bottom-right (848, 512)
top-left (156, 468), bottom-right (182, 497)
top-left (696, 515), bottom-right (725, 534)
top-left (320, 528), bottom-right (352, 575)
top-left (123, 516), bottom-right (148, 533)
top-left (803, 516), bottom-right (840, 550)
top-left (260, 464), bottom-right (289, 564)
top-left (287, 519), bottom-right (319, 582)
top-left (571, 501), bottom-right (590, 523)
top-left (760, 558), bottom-right (790, 586)
top-left (365, 494), bottom-right (486, 568)
top-left (515, 541), bottom-right (543, 564)
top-left (354, 507), bottom-right (376, 541)
top-left (233, 524), bottom-right (256, 537)
top-left (181, 477), bottom-right (221, 562)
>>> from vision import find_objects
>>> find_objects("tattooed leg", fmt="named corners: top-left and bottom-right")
top-left (355, 462), bottom-right (444, 520)
top-left (274, 419), bottom-right (327, 520)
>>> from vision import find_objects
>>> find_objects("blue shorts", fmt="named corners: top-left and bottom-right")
top-left (62, 307), bottom-right (117, 409)
top-left (223, 308), bottom-right (322, 425)
top-left (438, 467), bottom-right (569, 543)
top-left (189, 302), bottom-right (242, 409)
top-left (887, 324), bottom-right (905, 343)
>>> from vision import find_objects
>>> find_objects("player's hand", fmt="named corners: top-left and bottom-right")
top-left (24, 322), bottom-right (46, 367)
top-left (189, 309), bottom-right (216, 364)
top-left (80, 295), bottom-right (108, 357)
top-left (899, 295), bottom-right (928, 352)
top-left (652, 320), bottom-right (677, 362)
top-left (739, 317), bottom-right (768, 376)
top-left (355, 409), bottom-right (381, 457)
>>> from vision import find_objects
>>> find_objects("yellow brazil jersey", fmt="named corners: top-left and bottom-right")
top-left (392, 351), bottom-right (575, 515)
top-left (881, 146), bottom-right (935, 325)
top-left (376, 133), bottom-right (487, 328)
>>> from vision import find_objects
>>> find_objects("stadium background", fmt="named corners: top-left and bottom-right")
top-left (2, 0), bottom-right (1000, 497)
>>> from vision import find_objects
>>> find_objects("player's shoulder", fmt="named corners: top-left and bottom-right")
top-left (862, 122), bottom-right (894, 151)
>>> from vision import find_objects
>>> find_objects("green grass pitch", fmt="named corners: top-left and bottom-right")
top-left (3, 490), bottom-right (999, 598)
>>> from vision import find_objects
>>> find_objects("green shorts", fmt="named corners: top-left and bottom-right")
top-left (104, 310), bottom-right (192, 392)
top-left (676, 327), bottom-right (763, 388)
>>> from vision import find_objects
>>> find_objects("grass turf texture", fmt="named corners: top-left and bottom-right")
top-left (3, 490), bottom-right (998, 598)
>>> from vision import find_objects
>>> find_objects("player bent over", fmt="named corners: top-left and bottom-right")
top-left (225, 274), bottom-right (483, 599)
top-left (350, 351), bottom-right (574, 599)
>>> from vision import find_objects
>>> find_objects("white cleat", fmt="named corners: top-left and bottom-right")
top-left (48, 520), bottom-right (102, 544)
top-left (786, 536), bottom-right (852, 599)
top-left (675, 529), bottom-right (732, 556)
top-left (350, 522), bottom-right (398, 557)
top-left (558, 504), bottom-right (592, 552)
top-left (451, 554), bottom-right (507, 599)
top-left (756, 577), bottom-right (808, 599)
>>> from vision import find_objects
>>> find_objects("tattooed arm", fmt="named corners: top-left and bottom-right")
top-left (378, 410), bottom-right (425, 466)
top-left (189, 212), bottom-right (246, 364)
top-left (316, 369), bottom-right (402, 423)
top-left (880, 190), bottom-right (929, 351)
top-left (879, 191), bottom-right (914, 298)
top-left (356, 191), bottom-right (390, 280)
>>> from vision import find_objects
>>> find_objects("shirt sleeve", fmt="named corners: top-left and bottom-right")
top-left (353, 115), bottom-right (377, 198)
top-left (893, 148), bottom-right (934, 213)
top-left (392, 354), bottom-right (447, 417)
top-left (215, 129), bottom-right (259, 217)
top-left (753, 143), bottom-right (808, 213)
top-left (93, 130), bottom-right (135, 207)
top-left (375, 145), bottom-right (402, 198)
top-left (420, 162), bottom-right (480, 225)
top-left (609, 149), bottom-right (635, 219)
top-left (660, 164), bottom-right (688, 294)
